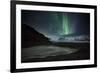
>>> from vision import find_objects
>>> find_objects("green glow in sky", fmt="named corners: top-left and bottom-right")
top-left (62, 13), bottom-right (70, 35)
top-left (50, 13), bottom-right (72, 35)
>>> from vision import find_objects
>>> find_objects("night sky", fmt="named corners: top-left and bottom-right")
top-left (21, 10), bottom-right (90, 37)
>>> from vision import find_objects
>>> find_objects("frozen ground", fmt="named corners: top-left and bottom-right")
top-left (22, 45), bottom-right (78, 61)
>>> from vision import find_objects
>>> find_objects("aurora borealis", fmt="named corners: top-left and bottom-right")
top-left (21, 10), bottom-right (90, 62)
top-left (62, 13), bottom-right (70, 35)
top-left (22, 10), bottom-right (90, 37)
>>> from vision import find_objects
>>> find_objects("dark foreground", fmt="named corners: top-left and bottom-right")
top-left (21, 43), bottom-right (90, 63)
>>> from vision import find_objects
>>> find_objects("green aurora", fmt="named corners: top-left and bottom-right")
top-left (49, 13), bottom-right (72, 35)
top-left (62, 13), bottom-right (70, 35)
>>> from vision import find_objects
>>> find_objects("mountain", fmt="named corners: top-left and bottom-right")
top-left (21, 24), bottom-right (50, 48)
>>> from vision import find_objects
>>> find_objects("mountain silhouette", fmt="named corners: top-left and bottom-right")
top-left (21, 24), bottom-right (50, 48)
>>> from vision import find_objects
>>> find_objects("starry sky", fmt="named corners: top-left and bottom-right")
top-left (21, 10), bottom-right (90, 36)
